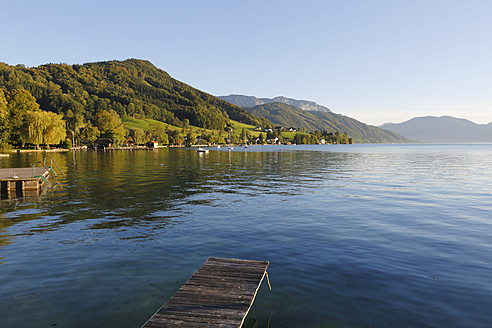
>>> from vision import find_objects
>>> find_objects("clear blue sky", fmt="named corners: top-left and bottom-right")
top-left (2, 0), bottom-right (492, 126)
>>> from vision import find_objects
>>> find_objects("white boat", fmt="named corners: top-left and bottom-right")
top-left (196, 147), bottom-right (209, 153)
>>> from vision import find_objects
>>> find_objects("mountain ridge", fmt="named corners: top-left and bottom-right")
top-left (219, 94), bottom-right (331, 112)
top-left (244, 102), bottom-right (409, 143)
top-left (380, 116), bottom-right (492, 142)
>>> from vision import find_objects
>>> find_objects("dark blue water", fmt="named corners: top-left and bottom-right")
top-left (1, 144), bottom-right (491, 327)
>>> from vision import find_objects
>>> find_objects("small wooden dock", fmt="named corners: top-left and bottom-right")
top-left (0, 167), bottom-right (50, 198)
top-left (142, 257), bottom-right (270, 328)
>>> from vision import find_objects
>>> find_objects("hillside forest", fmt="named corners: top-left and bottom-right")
top-left (0, 59), bottom-right (354, 150)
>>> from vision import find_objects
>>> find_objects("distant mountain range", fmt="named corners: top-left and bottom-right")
top-left (219, 94), bottom-right (331, 112)
top-left (380, 116), bottom-right (492, 142)
top-left (219, 97), bottom-right (408, 143)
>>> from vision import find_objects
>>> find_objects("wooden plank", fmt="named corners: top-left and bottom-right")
top-left (0, 167), bottom-right (49, 180)
top-left (150, 313), bottom-right (241, 325)
top-left (156, 306), bottom-right (246, 317)
top-left (194, 265), bottom-right (265, 272)
top-left (0, 167), bottom-right (51, 196)
top-left (142, 257), bottom-right (269, 328)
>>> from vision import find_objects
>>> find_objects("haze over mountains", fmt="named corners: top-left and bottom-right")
top-left (381, 116), bottom-right (492, 142)
top-left (222, 94), bottom-right (492, 143)
top-left (219, 95), bottom-right (408, 143)
top-left (219, 95), bottom-right (331, 112)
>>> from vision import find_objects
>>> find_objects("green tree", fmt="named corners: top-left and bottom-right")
top-left (148, 125), bottom-right (168, 144)
top-left (22, 110), bottom-right (66, 149)
top-left (94, 109), bottom-right (127, 146)
top-left (167, 129), bottom-right (177, 145)
top-left (339, 132), bottom-right (349, 144)
top-left (246, 129), bottom-right (252, 141)
top-left (130, 128), bottom-right (146, 145)
top-left (240, 128), bottom-right (246, 143)
top-left (0, 89), bottom-right (7, 117)
top-left (182, 118), bottom-right (190, 133)
top-left (22, 111), bottom-right (44, 148)
top-left (308, 134), bottom-right (318, 144)
top-left (167, 129), bottom-right (182, 145)
top-left (6, 89), bottom-right (41, 146)
top-left (158, 132), bottom-right (169, 145)
top-left (185, 131), bottom-right (196, 147)
top-left (65, 109), bottom-right (85, 147)
top-left (258, 133), bottom-right (265, 144)
top-left (200, 132), bottom-right (213, 145)
top-left (0, 89), bottom-right (9, 148)
top-left (80, 121), bottom-right (100, 146)
top-left (44, 111), bottom-right (67, 146)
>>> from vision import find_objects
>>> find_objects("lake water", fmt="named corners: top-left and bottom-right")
top-left (1, 144), bottom-right (491, 328)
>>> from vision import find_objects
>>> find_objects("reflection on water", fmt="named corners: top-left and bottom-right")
top-left (1, 145), bottom-right (492, 328)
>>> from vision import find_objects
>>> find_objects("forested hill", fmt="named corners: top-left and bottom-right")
top-left (0, 59), bottom-right (269, 129)
top-left (245, 102), bottom-right (409, 143)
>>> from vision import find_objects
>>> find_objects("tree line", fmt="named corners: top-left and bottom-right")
top-left (0, 59), bottom-right (271, 135)
top-left (0, 87), bottom-right (353, 150)
top-left (0, 60), bottom-right (352, 149)
top-left (0, 89), bottom-right (65, 149)
top-left (0, 88), bottom-right (251, 150)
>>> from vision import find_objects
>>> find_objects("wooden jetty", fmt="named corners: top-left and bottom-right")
top-left (142, 257), bottom-right (270, 328)
top-left (0, 167), bottom-right (50, 198)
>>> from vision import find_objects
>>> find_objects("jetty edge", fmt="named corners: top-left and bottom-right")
top-left (0, 167), bottom-right (50, 198)
top-left (141, 256), bottom-right (270, 328)
top-left (0, 156), bottom-right (64, 199)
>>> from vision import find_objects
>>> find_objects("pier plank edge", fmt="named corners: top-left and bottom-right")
top-left (142, 257), bottom-right (269, 328)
